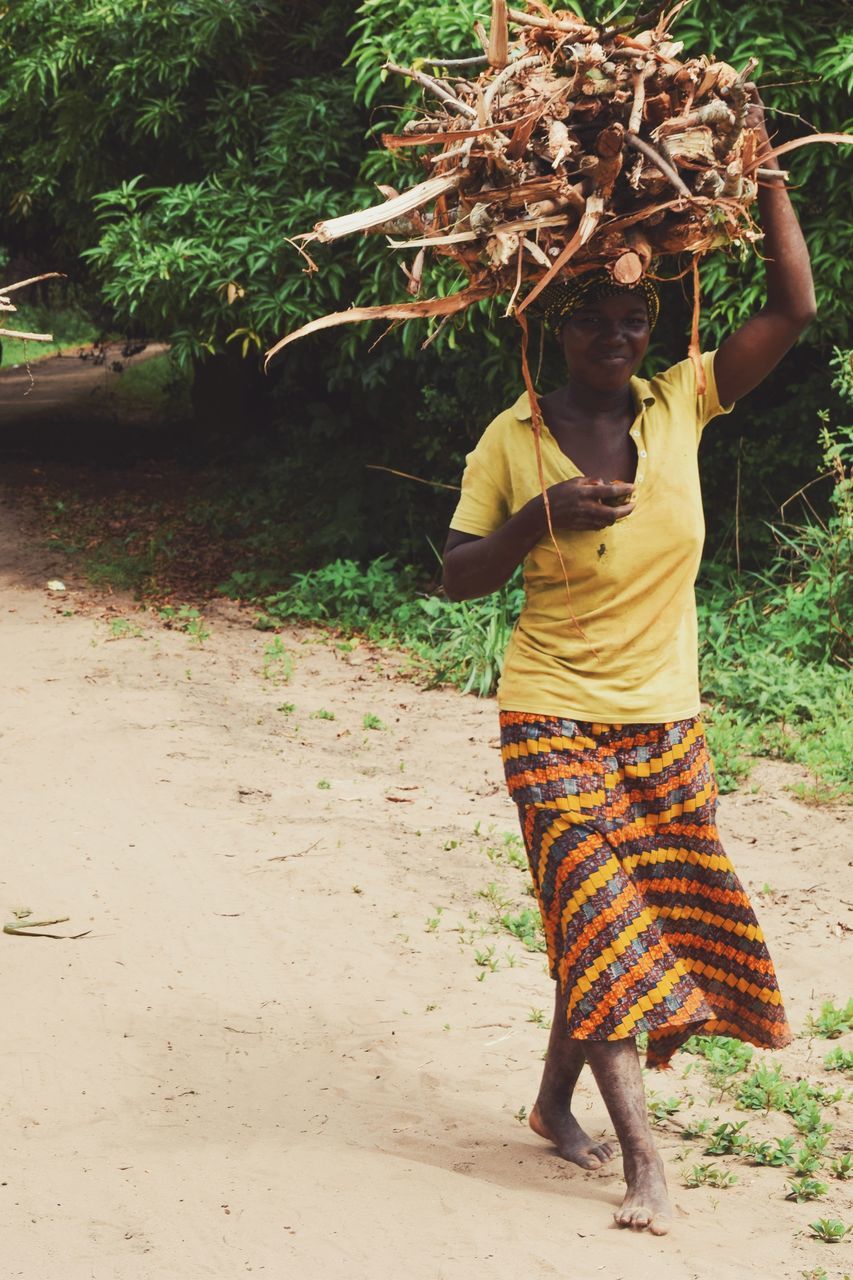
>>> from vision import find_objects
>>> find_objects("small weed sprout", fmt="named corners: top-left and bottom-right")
top-left (107, 617), bottom-right (143, 640)
top-left (785, 1178), bottom-right (828, 1203)
top-left (363, 713), bottom-right (386, 730)
top-left (317, 779), bottom-right (331, 790)
top-left (749, 1137), bottom-right (796, 1167)
top-left (647, 1095), bottom-right (683, 1126)
top-left (424, 906), bottom-right (445, 933)
top-left (808, 1218), bottom-right (850, 1243)
top-left (681, 1118), bottom-right (711, 1140)
top-left (823, 1047), bottom-right (853, 1073)
top-left (500, 908), bottom-right (546, 952)
top-left (704, 1121), bottom-right (751, 1156)
top-left (478, 882), bottom-right (513, 916)
top-left (474, 945), bottom-right (499, 971)
top-left (262, 636), bottom-right (295, 684)
top-left (682, 1164), bottom-right (738, 1189)
top-left (310, 708), bottom-right (335, 721)
top-left (514, 1105), bottom-right (528, 1124)
top-left (159, 604), bottom-right (210, 645)
top-left (805, 999), bottom-right (853, 1039)
top-left (681, 1035), bottom-right (754, 1090)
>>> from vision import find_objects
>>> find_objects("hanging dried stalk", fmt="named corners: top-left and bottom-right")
top-left (266, 3), bottom-right (852, 367)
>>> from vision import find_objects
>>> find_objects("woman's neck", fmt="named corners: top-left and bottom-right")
top-left (563, 379), bottom-right (633, 419)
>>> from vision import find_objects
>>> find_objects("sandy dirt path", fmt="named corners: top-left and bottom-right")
top-left (0, 497), bottom-right (850, 1280)
top-left (0, 343), bottom-right (169, 424)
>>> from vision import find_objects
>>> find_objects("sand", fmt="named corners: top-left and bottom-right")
top-left (0, 497), bottom-right (850, 1280)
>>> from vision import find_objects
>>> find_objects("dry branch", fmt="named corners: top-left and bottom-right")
top-left (0, 272), bottom-right (64, 344)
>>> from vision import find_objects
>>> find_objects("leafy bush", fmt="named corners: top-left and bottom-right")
top-left (250, 556), bottom-right (525, 698)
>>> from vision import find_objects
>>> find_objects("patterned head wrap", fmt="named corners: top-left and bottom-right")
top-left (541, 271), bottom-right (660, 339)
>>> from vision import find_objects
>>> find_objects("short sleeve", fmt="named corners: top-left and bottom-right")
top-left (699, 350), bottom-right (735, 428)
top-left (449, 432), bottom-right (511, 537)
top-left (651, 350), bottom-right (735, 442)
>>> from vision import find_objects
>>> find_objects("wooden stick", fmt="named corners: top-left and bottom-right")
top-left (0, 272), bottom-right (65, 295)
top-left (366, 464), bottom-right (459, 491)
top-left (516, 195), bottom-right (604, 314)
top-left (424, 55), bottom-right (489, 68)
top-left (625, 130), bottom-right (692, 198)
top-left (386, 211), bottom-right (575, 249)
top-left (507, 7), bottom-right (591, 35)
top-left (488, 0), bottom-right (509, 70)
top-left (382, 62), bottom-right (477, 119)
top-left (0, 327), bottom-right (53, 341)
top-left (483, 54), bottom-right (542, 116)
top-left (757, 131), bottom-right (853, 164)
top-left (628, 65), bottom-right (649, 136)
top-left (264, 279), bottom-right (495, 368)
top-left (313, 173), bottom-right (461, 244)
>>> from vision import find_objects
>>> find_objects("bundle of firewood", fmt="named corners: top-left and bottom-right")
top-left (265, 1), bottom-right (848, 366)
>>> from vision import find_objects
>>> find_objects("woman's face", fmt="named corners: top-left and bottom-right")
top-left (559, 292), bottom-right (651, 392)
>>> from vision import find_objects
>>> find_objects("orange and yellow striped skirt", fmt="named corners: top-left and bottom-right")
top-left (500, 712), bottom-right (791, 1068)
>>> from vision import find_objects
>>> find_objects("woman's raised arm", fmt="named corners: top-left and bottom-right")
top-left (713, 88), bottom-right (818, 407)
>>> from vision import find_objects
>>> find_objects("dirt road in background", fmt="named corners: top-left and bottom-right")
top-left (0, 342), bottom-right (168, 425)
top-left (0, 497), bottom-right (850, 1279)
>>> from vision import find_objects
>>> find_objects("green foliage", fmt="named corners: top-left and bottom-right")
top-left (157, 605), bottom-right (210, 645)
top-left (823, 1048), bottom-right (853, 1074)
top-left (704, 1121), bottom-right (752, 1156)
top-left (698, 414), bottom-right (852, 795)
top-left (786, 1178), bottom-right (828, 1203)
top-left (681, 1034), bottom-right (755, 1084)
top-left (262, 636), bottom-right (295, 685)
top-left (646, 1094), bottom-right (682, 1125)
top-left (683, 1163), bottom-right (738, 1189)
top-left (499, 908), bottom-right (546, 952)
top-left (749, 1137), bottom-right (796, 1167)
top-left (808, 1219), bottom-right (850, 1244)
top-left (251, 556), bottom-right (524, 697)
top-left (806, 999), bottom-right (853, 1040)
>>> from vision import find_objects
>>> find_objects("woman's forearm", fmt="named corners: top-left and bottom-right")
top-left (756, 149), bottom-right (817, 325)
top-left (443, 495), bottom-right (547, 600)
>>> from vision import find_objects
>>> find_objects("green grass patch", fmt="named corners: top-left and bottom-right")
top-left (1, 299), bottom-right (97, 367)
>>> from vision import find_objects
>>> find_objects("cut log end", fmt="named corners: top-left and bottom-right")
top-left (611, 251), bottom-right (644, 285)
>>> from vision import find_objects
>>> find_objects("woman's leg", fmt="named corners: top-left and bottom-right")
top-left (584, 1039), bottom-right (672, 1235)
top-left (528, 983), bottom-right (617, 1170)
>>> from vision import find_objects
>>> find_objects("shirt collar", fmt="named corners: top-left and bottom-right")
top-left (512, 378), bottom-right (656, 424)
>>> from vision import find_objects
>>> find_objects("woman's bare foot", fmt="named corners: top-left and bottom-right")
top-left (529, 1100), bottom-right (617, 1170)
top-left (615, 1149), bottom-right (672, 1235)
top-left (583, 1038), bottom-right (674, 1235)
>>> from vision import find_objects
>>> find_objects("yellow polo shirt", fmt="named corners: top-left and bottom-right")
top-left (449, 351), bottom-right (733, 723)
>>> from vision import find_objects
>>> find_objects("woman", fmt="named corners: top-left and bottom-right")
top-left (442, 92), bottom-right (816, 1236)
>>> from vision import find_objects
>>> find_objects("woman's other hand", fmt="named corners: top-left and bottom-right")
top-left (744, 83), bottom-right (771, 152)
top-left (547, 476), bottom-right (635, 530)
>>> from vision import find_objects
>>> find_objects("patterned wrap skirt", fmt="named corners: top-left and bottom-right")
top-left (500, 713), bottom-right (792, 1068)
